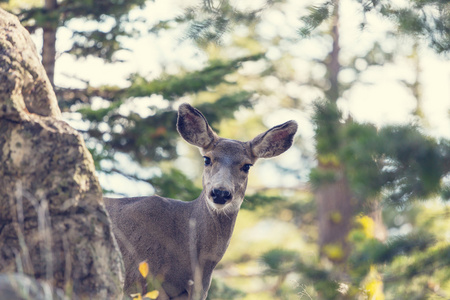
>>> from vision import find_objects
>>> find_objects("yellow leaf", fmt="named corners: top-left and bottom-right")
top-left (143, 290), bottom-right (160, 299)
top-left (356, 215), bottom-right (375, 238)
top-left (139, 261), bottom-right (149, 278)
top-left (364, 266), bottom-right (385, 300)
top-left (323, 243), bottom-right (344, 261)
top-left (130, 293), bottom-right (143, 300)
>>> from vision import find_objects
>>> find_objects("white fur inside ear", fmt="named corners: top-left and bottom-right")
top-left (251, 121), bottom-right (298, 158)
top-left (177, 103), bottom-right (218, 149)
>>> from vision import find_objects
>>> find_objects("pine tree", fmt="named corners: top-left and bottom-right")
top-left (4, 0), bottom-right (449, 297)
top-left (1, 0), bottom-right (268, 201)
top-left (75, 54), bottom-right (264, 199)
top-left (298, 1), bottom-right (450, 298)
top-left (2, 0), bottom-right (147, 85)
top-left (180, 0), bottom-right (450, 297)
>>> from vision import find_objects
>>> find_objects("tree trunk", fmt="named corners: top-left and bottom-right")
top-left (0, 9), bottom-right (124, 298)
top-left (42, 0), bottom-right (58, 86)
top-left (316, 164), bottom-right (354, 262)
top-left (315, 0), bottom-right (386, 262)
top-left (315, 0), bottom-right (355, 263)
top-left (326, 1), bottom-right (340, 103)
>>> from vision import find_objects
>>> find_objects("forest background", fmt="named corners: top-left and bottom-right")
top-left (2, 0), bottom-right (450, 299)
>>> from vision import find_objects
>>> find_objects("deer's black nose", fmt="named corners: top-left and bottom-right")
top-left (210, 189), bottom-right (232, 204)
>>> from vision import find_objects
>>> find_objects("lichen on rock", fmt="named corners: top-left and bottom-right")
top-left (0, 8), bottom-right (124, 299)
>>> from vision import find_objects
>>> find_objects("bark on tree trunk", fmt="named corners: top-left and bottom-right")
top-left (327, 1), bottom-right (340, 103)
top-left (315, 0), bottom-right (386, 263)
top-left (0, 9), bottom-right (124, 298)
top-left (315, 0), bottom-right (355, 262)
top-left (316, 164), bottom-right (354, 262)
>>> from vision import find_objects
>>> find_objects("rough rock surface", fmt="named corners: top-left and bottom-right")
top-left (0, 8), bottom-right (124, 298)
top-left (0, 273), bottom-right (68, 300)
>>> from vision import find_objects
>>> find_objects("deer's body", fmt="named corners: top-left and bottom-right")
top-left (105, 104), bottom-right (297, 300)
top-left (105, 192), bottom-right (237, 299)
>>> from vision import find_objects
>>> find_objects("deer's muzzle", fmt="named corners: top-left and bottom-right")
top-left (210, 189), bottom-right (232, 205)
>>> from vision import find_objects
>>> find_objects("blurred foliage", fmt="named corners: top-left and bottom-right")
top-left (174, 0), bottom-right (450, 54)
top-left (377, 126), bottom-right (448, 205)
top-left (3, 0), bottom-right (450, 298)
top-left (312, 100), bottom-right (342, 156)
top-left (150, 168), bottom-right (202, 200)
top-left (349, 232), bottom-right (437, 279)
top-left (181, 0), bottom-right (272, 46)
top-left (255, 210), bottom-right (449, 299)
top-left (260, 247), bottom-right (344, 299)
top-left (207, 278), bottom-right (245, 300)
top-left (1, 0), bottom-right (147, 61)
top-left (298, 0), bottom-right (450, 54)
top-left (312, 100), bottom-right (450, 206)
top-left (75, 56), bottom-right (263, 184)
top-left (298, 1), bottom-right (333, 38)
top-left (126, 54), bottom-right (264, 100)
top-left (261, 248), bottom-right (299, 275)
top-left (241, 193), bottom-right (283, 211)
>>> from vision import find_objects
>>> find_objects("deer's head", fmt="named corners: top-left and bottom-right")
top-left (177, 103), bottom-right (298, 212)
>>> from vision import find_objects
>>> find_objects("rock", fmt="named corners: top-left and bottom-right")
top-left (0, 8), bottom-right (124, 298)
top-left (0, 273), bottom-right (68, 300)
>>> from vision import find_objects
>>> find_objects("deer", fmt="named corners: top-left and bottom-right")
top-left (104, 103), bottom-right (298, 300)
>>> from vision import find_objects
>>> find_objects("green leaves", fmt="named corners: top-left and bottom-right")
top-left (14, 0), bottom-right (147, 59)
top-left (151, 168), bottom-right (201, 201)
top-left (261, 248), bottom-right (342, 298)
top-left (298, 2), bottom-right (334, 38)
top-left (241, 193), bottom-right (282, 210)
top-left (127, 54), bottom-right (264, 100)
top-left (312, 99), bottom-right (450, 205)
top-left (378, 1), bottom-right (450, 53)
top-left (378, 126), bottom-right (444, 203)
top-left (312, 100), bottom-right (342, 156)
top-left (195, 91), bottom-right (254, 129)
top-left (77, 56), bottom-right (263, 196)
top-left (350, 232), bottom-right (437, 268)
top-left (260, 248), bottom-right (299, 275)
top-left (340, 122), bottom-right (381, 198)
top-left (206, 279), bottom-right (245, 300)
top-left (182, 1), bottom-right (266, 45)
top-left (296, 0), bottom-right (450, 53)
top-left (77, 100), bottom-right (122, 122)
top-left (131, 261), bottom-right (159, 300)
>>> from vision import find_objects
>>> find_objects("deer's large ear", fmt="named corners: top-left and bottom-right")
top-left (251, 121), bottom-right (298, 158)
top-left (177, 103), bottom-right (218, 149)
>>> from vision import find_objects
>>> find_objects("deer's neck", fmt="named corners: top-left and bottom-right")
top-left (190, 191), bottom-right (239, 259)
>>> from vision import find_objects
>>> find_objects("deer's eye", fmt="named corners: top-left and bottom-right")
top-left (203, 156), bottom-right (211, 166)
top-left (241, 164), bottom-right (252, 173)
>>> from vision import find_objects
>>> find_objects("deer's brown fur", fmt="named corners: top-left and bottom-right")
top-left (104, 103), bottom-right (297, 299)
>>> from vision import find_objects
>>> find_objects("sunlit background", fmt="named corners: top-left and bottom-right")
top-left (27, 0), bottom-right (450, 197)
top-left (4, 0), bottom-right (449, 298)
